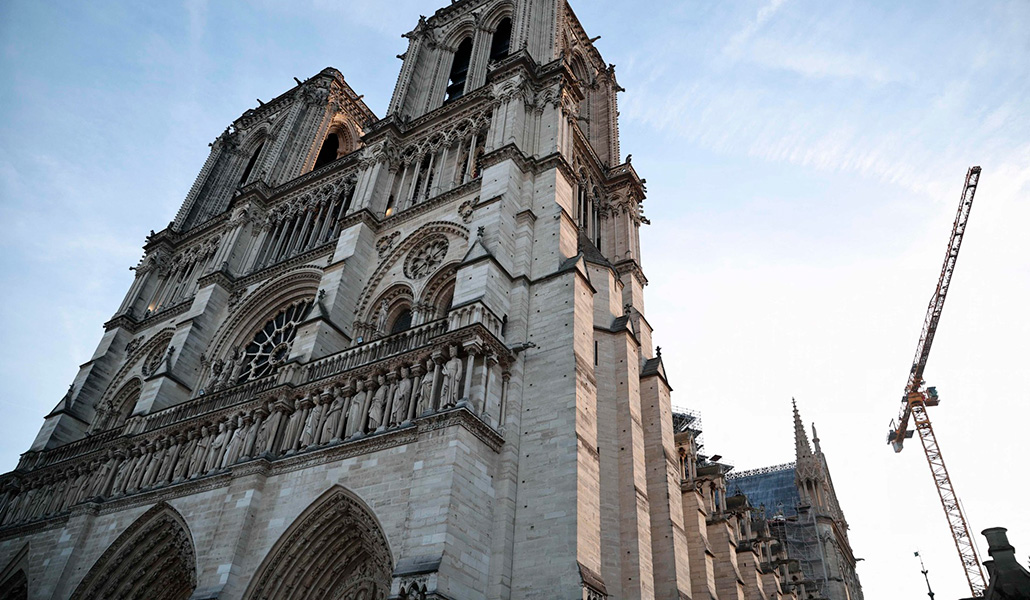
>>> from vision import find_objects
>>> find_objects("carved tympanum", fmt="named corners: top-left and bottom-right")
top-left (243, 487), bottom-right (392, 600)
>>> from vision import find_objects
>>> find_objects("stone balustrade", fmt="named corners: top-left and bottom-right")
top-left (0, 313), bottom-right (513, 532)
top-left (305, 318), bottom-right (449, 382)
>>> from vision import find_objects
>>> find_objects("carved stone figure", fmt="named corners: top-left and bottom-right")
top-left (255, 402), bottom-right (281, 456)
top-left (280, 398), bottom-right (305, 454)
top-left (142, 439), bottom-right (167, 488)
top-left (440, 345), bottom-right (464, 408)
top-left (205, 421), bottom-right (230, 472)
top-left (391, 367), bottom-right (413, 425)
top-left (174, 431), bottom-right (197, 480)
top-left (126, 445), bottom-right (149, 492)
top-left (222, 415), bottom-right (247, 467)
top-left (368, 375), bottom-right (388, 431)
top-left (158, 435), bottom-right (182, 483)
top-left (188, 426), bottom-right (211, 477)
top-left (346, 381), bottom-right (366, 438)
top-left (416, 359), bottom-right (435, 416)
top-left (321, 388), bottom-right (345, 444)
top-left (300, 398), bottom-right (322, 449)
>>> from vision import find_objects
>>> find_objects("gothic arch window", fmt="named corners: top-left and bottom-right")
top-left (577, 171), bottom-right (589, 230)
top-left (471, 135), bottom-right (486, 179)
top-left (591, 186), bottom-right (602, 249)
top-left (239, 140), bottom-right (265, 188)
top-left (70, 503), bottom-right (196, 600)
top-left (237, 299), bottom-right (313, 384)
top-left (112, 378), bottom-right (142, 428)
top-left (445, 37), bottom-right (474, 102)
top-left (0, 544), bottom-right (29, 600)
top-left (389, 308), bottom-right (413, 335)
top-left (313, 132), bottom-right (341, 170)
top-left (0, 570), bottom-right (26, 600)
top-left (243, 487), bottom-right (393, 600)
top-left (489, 17), bottom-right (512, 62)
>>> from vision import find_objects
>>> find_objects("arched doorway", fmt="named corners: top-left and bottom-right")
top-left (0, 570), bottom-right (26, 600)
top-left (244, 486), bottom-right (393, 600)
top-left (70, 503), bottom-right (196, 600)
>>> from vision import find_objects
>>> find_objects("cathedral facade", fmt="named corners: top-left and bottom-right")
top-left (0, 2), bottom-right (861, 599)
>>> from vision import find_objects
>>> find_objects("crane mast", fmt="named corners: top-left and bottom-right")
top-left (886, 166), bottom-right (986, 597)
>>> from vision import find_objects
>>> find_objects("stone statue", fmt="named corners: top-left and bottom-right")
top-left (416, 359), bottom-right (435, 416)
top-left (321, 388), bottom-right (346, 444)
top-left (391, 367), bottom-right (413, 425)
top-left (255, 402), bottom-right (280, 456)
top-left (126, 445), bottom-right (149, 492)
top-left (205, 421), bottom-right (230, 472)
top-left (440, 346), bottom-right (464, 408)
top-left (368, 375), bottom-right (388, 431)
top-left (346, 381), bottom-right (366, 438)
top-left (188, 426), bottom-right (211, 477)
top-left (141, 439), bottom-right (166, 488)
top-left (158, 436), bottom-right (182, 483)
top-left (174, 431), bottom-right (197, 480)
top-left (280, 398), bottom-right (305, 454)
top-left (222, 415), bottom-right (247, 467)
top-left (300, 398), bottom-right (323, 449)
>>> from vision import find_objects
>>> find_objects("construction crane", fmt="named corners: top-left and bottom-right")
top-left (887, 166), bottom-right (986, 597)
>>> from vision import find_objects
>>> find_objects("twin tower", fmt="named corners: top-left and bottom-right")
top-left (0, 1), bottom-right (860, 600)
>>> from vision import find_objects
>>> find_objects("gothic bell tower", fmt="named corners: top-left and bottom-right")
top-left (0, 2), bottom-right (684, 599)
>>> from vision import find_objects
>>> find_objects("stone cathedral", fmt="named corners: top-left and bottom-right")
top-left (0, 1), bottom-right (863, 599)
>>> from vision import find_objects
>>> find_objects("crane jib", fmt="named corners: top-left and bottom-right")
top-left (885, 166), bottom-right (986, 597)
top-left (889, 166), bottom-right (980, 450)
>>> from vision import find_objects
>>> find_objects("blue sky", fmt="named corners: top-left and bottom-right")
top-left (1, 0), bottom-right (1028, 597)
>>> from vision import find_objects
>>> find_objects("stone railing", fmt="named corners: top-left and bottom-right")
top-left (305, 318), bottom-right (448, 383)
top-left (16, 429), bottom-right (120, 472)
top-left (140, 376), bottom-right (278, 433)
top-left (447, 302), bottom-right (504, 338)
top-left (0, 309), bottom-right (514, 532)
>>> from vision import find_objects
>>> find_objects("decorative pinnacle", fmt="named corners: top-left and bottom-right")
top-left (812, 422), bottom-right (822, 453)
top-left (793, 398), bottom-right (812, 459)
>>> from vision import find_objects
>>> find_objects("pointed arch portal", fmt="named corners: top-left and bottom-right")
top-left (245, 486), bottom-right (393, 600)
top-left (70, 503), bottom-right (196, 600)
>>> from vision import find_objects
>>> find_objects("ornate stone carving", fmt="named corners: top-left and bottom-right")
top-left (404, 237), bottom-right (448, 279)
top-left (243, 487), bottom-right (392, 600)
top-left (69, 503), bottom-right (196, 600)
top-left (141, 337), bottom-right (171, 377)
top-left (376, 231), bottom-right (400, 258)
top-left (458, 198), bottom-right (477, 223)
top-left (124, 336), bottom-right (145, 355)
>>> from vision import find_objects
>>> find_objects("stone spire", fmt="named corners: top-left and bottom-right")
top-left (793, 398), bottom-right (812, 460)
top-left (812, 422), bottom-right (822, 453)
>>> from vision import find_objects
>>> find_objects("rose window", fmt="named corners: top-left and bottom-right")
top-left (237, 299), bottom-right (312, 383)
top-left (404, 237), bottom-right (449, 279)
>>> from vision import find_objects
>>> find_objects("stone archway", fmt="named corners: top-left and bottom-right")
top-left (70, 503), bottom-right (196, 600)
top-left (244, 486), bottom-right (393, 600)
top-left (0, 571), bottom-right (27, 600)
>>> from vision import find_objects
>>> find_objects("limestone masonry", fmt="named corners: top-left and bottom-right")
top-left (0, 1), bottom-right (862, 599)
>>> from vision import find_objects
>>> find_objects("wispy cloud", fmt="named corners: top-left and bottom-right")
top-left (725, 0), bottom-right (789, 57)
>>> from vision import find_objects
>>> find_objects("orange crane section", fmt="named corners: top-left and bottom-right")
top-left (887, 166), bottom-right (986, 597)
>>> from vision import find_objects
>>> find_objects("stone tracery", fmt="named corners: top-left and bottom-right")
top-left (69, 502), bottom-right (196, 600)
top-left (243, 487), bottom-right (392, 600)
top-left (236, 299), bottom-right (313, 384)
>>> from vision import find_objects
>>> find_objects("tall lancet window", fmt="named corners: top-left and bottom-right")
top-left (489, 18), bottom-right (512, 62)
top-left (445, 37), bottom-right (474, 102)
top-left (592, 187), bottom-right (602, 249)
top-left (313, 133), bottom-right (341, 170)
top-left (238, 141), bottom-right (264, 188)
